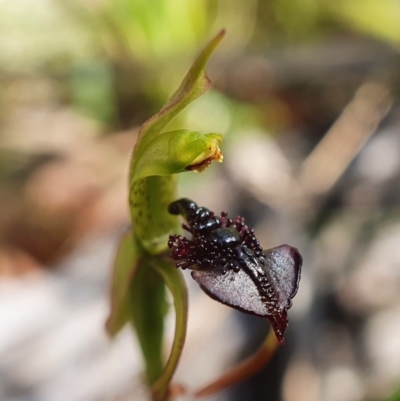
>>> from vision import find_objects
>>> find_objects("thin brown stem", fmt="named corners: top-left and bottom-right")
top-left (193, 328), bottom-right (279, 398)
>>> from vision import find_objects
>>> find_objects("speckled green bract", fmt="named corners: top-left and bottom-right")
top-left (130, 175), bottom-right (181, 255)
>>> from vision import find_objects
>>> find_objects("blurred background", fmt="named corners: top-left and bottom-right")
top-left (1, 0), bottom-right (400, 400)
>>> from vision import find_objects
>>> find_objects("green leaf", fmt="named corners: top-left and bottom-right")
top-left (106, 230), bottom-right (141, 336)
top-left (387, 389), bottom-right (400, 401)
top-left (131, 259), bottom-right (168, 385)
top-left (150, 259), bottom-right (188, 401)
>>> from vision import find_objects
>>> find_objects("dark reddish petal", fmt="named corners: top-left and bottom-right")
top-left (191, 245), bottom-right (302, 344)
top-left (192, 266), bottom-right (270, 317)
top-left (263, 245), bottom-right (302, 310)
top-left (168, 198), bottom-right (303, 344)
top-left (268, 311), bottom-right (289, 345)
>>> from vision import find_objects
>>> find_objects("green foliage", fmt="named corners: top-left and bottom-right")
top-left (71, 61), bottom-right (117, 125)
top-left (386, 388), bottom-right (400, 401)
top-left (106, 31), bottom-right (225, 400)
top-left (106, 0), bottom-right (209, 63)
top-left (325, 0), bottom-right (400, 44)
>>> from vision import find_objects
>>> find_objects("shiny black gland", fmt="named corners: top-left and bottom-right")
top-left (168, 198), bottom-right (197, 217)
top-left (208, 227), bottom-right (246, 274)
top-left (208, 227), bottom-right (241, 247)
top-left (168, 198), bottom-right (221, 235)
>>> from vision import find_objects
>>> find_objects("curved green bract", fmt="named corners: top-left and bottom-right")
top-left (129, 30), bottom-right (226, 255)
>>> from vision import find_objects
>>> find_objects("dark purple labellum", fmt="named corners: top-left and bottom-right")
top-left (168, 198), bottom-right (303, 344)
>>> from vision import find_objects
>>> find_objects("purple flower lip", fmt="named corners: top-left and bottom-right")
top-left (168, 198), bottom-right (302, 345)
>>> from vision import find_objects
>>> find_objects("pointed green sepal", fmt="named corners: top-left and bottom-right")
top-left (130, 29), bottom-right (226, 178)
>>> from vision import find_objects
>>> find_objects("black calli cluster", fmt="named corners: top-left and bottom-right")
top-left (168, 198), bottom-right (302, 344)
